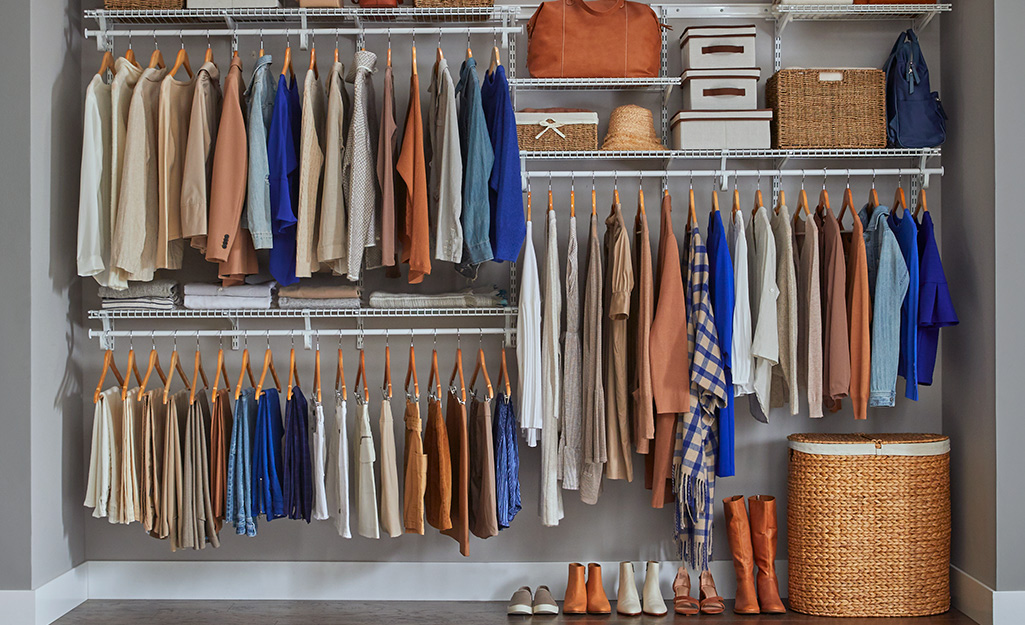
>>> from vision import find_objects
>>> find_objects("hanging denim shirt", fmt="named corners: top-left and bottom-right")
top-left (481, 64), bottom-right (525, 263)
top-left (493, 392), bottom-right (522, 529)
top-left (268, 74), bottom-right (301, 286)
top-left (455, 58), bottom-right (495, 278)
top-left (860, 205), bottom-right (909, 407)
top-left (253, 388), bottom-right (286, 520)
top-left (244, 55), bottom-right (275, 250)
top-left (888, 210), bottom-right (920, 401)
top-left (226, 388), bottom-right (257, 536)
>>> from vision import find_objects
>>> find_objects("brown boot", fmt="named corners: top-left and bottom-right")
top-left (749, 495), bottom-right (786, 614)
top-left (586, 563), bottom-right (611, 614)
top-left (723, 495), bottom-right (760, 614)
top-left (564, 563), bottom-right (587, 614)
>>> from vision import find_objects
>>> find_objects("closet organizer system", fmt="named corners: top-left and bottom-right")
top-left (81, 3), bottom-right (952, 560)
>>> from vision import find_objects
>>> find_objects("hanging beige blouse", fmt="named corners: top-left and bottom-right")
top-left (157, 70), bottom-right (196, 270)
top-left (180, 61), bottom-right (222, 254)
top-left (112, 66), bottom-right (167, 282)
top-left (161, 390), bottom-right (189, 551)
top-left (794, 215), bottom-right (824, 418)
top-left (603, 200), bottom-right (634, 482)
top-left (296, 68), bottom-right (327, 278)
top-left (378, 396), bottom-right (403, 538)
top-left (318, 61), bottom-right (348, 276)
top-left (117, 389), bottom-right (142, 524)
top-left (141, 390), bottom-right (166, 535)
top-left (108, 57), bottom-right (143, 290)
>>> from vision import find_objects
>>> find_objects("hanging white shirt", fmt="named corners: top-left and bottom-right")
top-left (729, 209), bottom-right (754, 396)
top-left (517, 220), bottom-right (543, 447)
top-left (78, 74), bottom-right (113, 285)
top-left (747, 207), bottom-right (779, 420)
top-left (540, 209), bottom-right (565, 526)
top-left (311, 400), bottom-right (330, 521)
top-left (327, 393), bottom-right (351, 537)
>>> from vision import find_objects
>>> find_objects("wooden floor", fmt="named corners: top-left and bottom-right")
top-left (54, 601), bottom-right (978, 625)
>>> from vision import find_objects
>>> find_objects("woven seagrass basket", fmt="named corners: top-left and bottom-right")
top-left (787, 433), bottom-right (950, 618)
top-left (767, 68), bottom-right (886, 148)
top-left (105, 0), bottom-right (184, 8)
top-left (516, 112), bottom-right (598, 151)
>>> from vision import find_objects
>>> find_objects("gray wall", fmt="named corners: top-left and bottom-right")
top-left (992, 0), bottom-right (1025, 594)
top-left (80, 10), bottom-right (946, 569)
top-left (940, 0), bottom-right (997, 590)
top-left (0, 0), bottom-right (37, 594)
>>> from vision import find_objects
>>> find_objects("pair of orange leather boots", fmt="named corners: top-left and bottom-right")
top-left (563, 563), bottom-right (611, 614)
top-left (723, 495), bottom-right (786, 615)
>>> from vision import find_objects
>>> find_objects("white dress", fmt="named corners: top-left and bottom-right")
top-left (540, 209), bottom-right (565, 527)
top-left (328, 393), bottom-right (351, 537)
top-left (311, 400), bottom-right (329, 521)
top-left (517, 219), bottom-right (543, 447)
top-left (729, 210), bottom-right (754, 396)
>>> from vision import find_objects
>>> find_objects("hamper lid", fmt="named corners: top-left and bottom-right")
top-left (681, 68), bottom-right (761, 83)
top-left (788, 433), bottom-right (950, 457)
top-left (679, 24), bottom-right (757, 45)
top-left (670, 109), bottom-right (773, 128)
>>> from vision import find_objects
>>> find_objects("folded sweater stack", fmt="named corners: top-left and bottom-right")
top-left (183, 283), bottom-right (276, 310)
top-left (368, 288), bottom-right (508, 309)
top-left (277, 284), bottom-right (361, 309)
top-left (98, 280), bottom-right (181, 310)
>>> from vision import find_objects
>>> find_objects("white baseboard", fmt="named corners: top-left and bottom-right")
top-left (951, 565), bottom-right (1025, 625)
top-left (0, 564), bottom-right (88, 625)
top-left (88, 559), bottom-right (787, 602)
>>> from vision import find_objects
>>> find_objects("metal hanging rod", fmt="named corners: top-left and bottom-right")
top-left (524, 166), bottom-right (944, 190)
top-left (90, 328), bottom-right (509, 339)
top-left (85, 25), bottom-right (521, 51)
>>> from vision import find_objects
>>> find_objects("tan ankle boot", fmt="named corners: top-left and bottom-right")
top-left (586, 563), bottom-right (611, 614)
top-left (749, 495), bottom-right (786, 614)
top-left (564, 563), bottom-right (587, 614)
top-left (723, 495), bottom-right (760, 614)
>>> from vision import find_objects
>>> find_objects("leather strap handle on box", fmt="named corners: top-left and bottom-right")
top-left (702, 44), bottom-right (745, 55)
top-left (703, 87), bottom-right (746, 97)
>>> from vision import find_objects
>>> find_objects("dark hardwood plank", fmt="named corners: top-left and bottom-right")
top-left (53, 601), bottom-right (979, 625)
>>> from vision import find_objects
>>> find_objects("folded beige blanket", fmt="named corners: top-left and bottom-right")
top-left (277, 284), bottom-right (361, 299)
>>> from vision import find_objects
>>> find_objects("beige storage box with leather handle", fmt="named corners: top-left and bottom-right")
top-left (681, 68), bottom-right (761, 110)
top-left (787, 433), bottom-right (950, 618)
top-left (670, 109), bottom-right (772, 150)
top-left (679, 24), bottom-right (757, 71)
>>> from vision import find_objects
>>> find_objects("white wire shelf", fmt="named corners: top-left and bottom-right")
top-left (84, 6), bottom-right (519, 25)
top-left (89, 307), bottom-right (517, 320)
top-left (508, 77), bottom-right (681, 91)
top-left (520, 148), bottom-right (942, 160)
top-left (772, 3), bottom-right (952, 20)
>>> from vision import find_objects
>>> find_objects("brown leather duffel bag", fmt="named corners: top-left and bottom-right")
top-left (526, 0), bottom-right (664, 78)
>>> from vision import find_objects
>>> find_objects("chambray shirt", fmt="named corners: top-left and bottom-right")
top-left (707, 210), bottom-right (735, 478)
top-left (244, 55), bottom-right (275, 249)
top-left (889, 210), bottom-right (920, 400)
top-left (493, 394), bottom-right (522, 529)
top-left (455, 58), bottom-right (495, 277)
top-left (860, 205), bottom-right (909, 407)
top-left (253, 388), bottom-right (286, 521)
top-left (268, 74), bottom-right (301, 285)
top-left (226, 388), bottom-right (258, 536)
top-left (481, 65), bottom-right (525, 263)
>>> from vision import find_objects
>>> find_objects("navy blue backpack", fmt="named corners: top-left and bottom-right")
top-left (884, 29), bottom-right (947, 148)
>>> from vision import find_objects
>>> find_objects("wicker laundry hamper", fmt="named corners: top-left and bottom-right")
top-left (787, 433), bottom-right (950, 617)
top-left (767, 68), bottom-right (886, 148)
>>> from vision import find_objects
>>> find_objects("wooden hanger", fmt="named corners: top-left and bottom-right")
top-left (687, 186), bottom-right (697, 227)
top-left (256, 346), bottom-right (281, 398)
top-left (547, 189), bottom-right (554, 213)
top-left (869, 184), bottom-right (880, 210)
top-left (792, 187), bottom-right (811, 225)
top-left (148, 35), bottom-right (165, 70)
top-left (234, 342), bottom-right (257, 401)
top-left (98, 51), bottom-right (115, 77)
top-left (570, 188), bottom-right (576, 218)
top-left (335, 347), bottom-right (347, 400)
top-left (497, 347), bottom-right (511, 397)
top-left (314, 343), bottom-right (322, 404)
top-left (124, 47), bottom-right (140, 68)
top-left (526, 191), bottom-right (532, 222)
top-left (334, 42), bottom-right (339, 64)
top-left (169, 45), bottom-right (194, 79)
top-left (286, 346), bottom-right (301, 401)
top-left (281, 44), bottom-right (293, 79)
top-left (488, 45), bottom-right (501, 75)
top-left (892, 184), bottom-right (907, 216)
top-left (163, 343), bottom-right (192, 405)
top-left (838, 185), bottom-right (855, 228)
top-left (732, 187), bottom-right (741, 216)
top-left (189, 347), bottom-right (210, 406)
top-left (435, 44), bottom-right (442, 64)
top-left (309, 45), bottom-right (319, 80)
top-left (121, 346), bottom-right (143, 402)
top-left (711, 188), bottom-right (720, 214)
top-left (383, 344), bottom-right (393, 400)
top-left (638, 187), bottom-right (646, 217)
top-left (204, 43), bottom-right (214, 64)
top-left (752, 187), bottom-right (763, 215)
top-left (449, 346), bottom-right (466, 403)
top-left (817, 184), bottom-right (831, 215)
top-left (592, 188), bottom-right (597, 216)
top-left (428, 348), bottom-right (442, 400)
top-left (915, 187), bottom-right (928, 219)
top-left (613, 187), bottom-right (621, 211)
top-left (212, 345), bottom-right (230, 397)
top-left (137, 345), bottom-right (167, 402)
top-left (354, 349), bottom-right (369, 403)
top-left (469, 342), bottom-right (493, 401)
top-left (405, 343), bottom-right (419, 399)
top-left (774, 188), bottom-right (786, 215)
top-left (94, 350), bottom-right (125, 404)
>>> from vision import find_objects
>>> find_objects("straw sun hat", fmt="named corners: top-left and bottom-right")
top-left (600, 104), bottom-right (668, 151)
